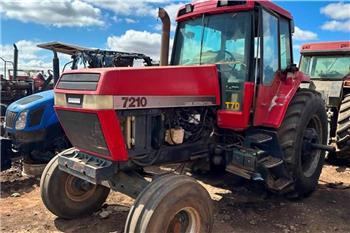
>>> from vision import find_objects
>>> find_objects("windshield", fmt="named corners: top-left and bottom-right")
top-left (172, 12), bottom-right (252, 112)
top-left (173, 12), bottom-right (251, 68)
top-left (300, 55), bottom-right (350, 80)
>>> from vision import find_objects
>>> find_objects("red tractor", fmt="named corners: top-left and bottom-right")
top-left (299, 41), bottom-right (350, 157)
top-left (41, 1), bottom-right (332, 232)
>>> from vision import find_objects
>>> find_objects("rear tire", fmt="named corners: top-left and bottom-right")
top-left (125, 174), bottom-right (213, 233)
top-left (278, 89), bottom-right (327, 198)
top-left (336, 93), bottom-right (350, 152)
top-left (40, 152), bottom-right (110, 219)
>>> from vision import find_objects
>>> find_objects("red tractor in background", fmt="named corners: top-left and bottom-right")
top-left (300, 41), bottom-right (350, 158)
top-left (41, 1), bottom-right (333, 232)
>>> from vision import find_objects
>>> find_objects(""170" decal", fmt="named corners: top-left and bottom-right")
top-left (225, 101), bottom-right (240, 110)
top-left (122, 97), bottom-right (148, 108)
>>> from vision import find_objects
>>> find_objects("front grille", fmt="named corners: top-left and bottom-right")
top-left (28, 107), bottom-right (44, 127)
top-left (56, 73), bottom-right (100, 91)
top-left (56, 110), bottom-right (109, 156)
top-left (5, 111), bottom-right (17, 129)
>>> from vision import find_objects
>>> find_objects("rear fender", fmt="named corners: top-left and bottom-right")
top-left (253, 71), bottom-right (310, 128)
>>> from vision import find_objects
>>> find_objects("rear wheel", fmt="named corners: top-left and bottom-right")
top-left (40, 152), bottom-right (110, 219)
top-left (336, 93), bottom-right (350, 152)
top-left (278, 89), bottom-right (327, 197)
top-left (125, 174), bottom-right (213, 233)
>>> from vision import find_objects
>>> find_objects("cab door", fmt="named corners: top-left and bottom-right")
top-left (253, 9), bottom-right (295, 128)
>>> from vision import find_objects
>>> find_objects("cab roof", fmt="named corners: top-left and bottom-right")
top-left (301, 41), bottom-right (350, 55)
top-left (37, 41), bottom-right (92, 55)
top-left (176, 0), bottom-right (292, 22)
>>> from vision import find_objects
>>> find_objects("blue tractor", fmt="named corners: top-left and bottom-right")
top-left (1, 42), bottom-right (154, 170)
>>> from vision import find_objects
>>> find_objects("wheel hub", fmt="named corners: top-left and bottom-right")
top-left (301, 118), bottom-right (322, 177)
top-left (64, 175), bottom-right (96, 202)
top-left (167, 207), bottom-right (201, 233)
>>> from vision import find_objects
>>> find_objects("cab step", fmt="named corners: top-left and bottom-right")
top-left (259, 156), bottom-right (283, 169)
top-left (269, 178), bottom-right (293, 192)
top-left (248, 133), bottom-right (273, 144)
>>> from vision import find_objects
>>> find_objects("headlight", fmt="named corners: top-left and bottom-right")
top-left (15, 111), bottom-right (28, 130)
top-left (54, 93), bottom-right (114, 109)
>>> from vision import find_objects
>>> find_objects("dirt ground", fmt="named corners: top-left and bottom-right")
top-left (0, 160), bottom-right (349, 233)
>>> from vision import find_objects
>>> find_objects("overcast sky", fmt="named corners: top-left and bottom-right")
top-left (1, 0), bottom-right (350, 75)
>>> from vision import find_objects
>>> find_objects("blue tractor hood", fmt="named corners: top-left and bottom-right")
top-left (6, 90), bottom-right (58, 132)
top-left (7, 90), bottom-right (54, 112)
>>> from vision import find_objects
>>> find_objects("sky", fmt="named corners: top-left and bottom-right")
top-left (0, 0), bottom-right (350, 76)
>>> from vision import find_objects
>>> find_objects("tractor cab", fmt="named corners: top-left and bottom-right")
top-left (300, 41), bottom-right (350, 107)
top-left (173, 0), bottom-right (300, 129)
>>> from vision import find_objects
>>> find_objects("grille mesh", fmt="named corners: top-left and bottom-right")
top-left (56, 110), bottom-right (109, 156)
top-left (56, 73), bottom-right (100, 91)
top-left (5, 111), bottom-right (17, 129)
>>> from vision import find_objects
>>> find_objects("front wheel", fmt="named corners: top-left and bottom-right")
top-left (125, 174), bottom-right (213, 233)
top-left (278, 89), bottom-right (327, 198)
top-left (40, 152), bottom-right (110, 219)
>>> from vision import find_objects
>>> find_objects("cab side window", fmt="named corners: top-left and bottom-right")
top-left (280, 18), bottom-right (292, 70)
top-left (262, 10), bottom-right (279, 85)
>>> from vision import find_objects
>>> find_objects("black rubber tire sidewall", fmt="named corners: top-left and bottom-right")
top-left (278, 90), bottom-right (327, 197)
top-left (40, 152), bottom-right (110, 219)
top-left (125, 175), bottom-right (213, 233)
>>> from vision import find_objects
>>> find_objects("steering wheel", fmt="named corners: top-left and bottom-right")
top-left (221, 50), bottom-right (247, 73)
top-left (224, 50), bottom-right (235, 62)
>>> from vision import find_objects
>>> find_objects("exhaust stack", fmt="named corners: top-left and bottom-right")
top-left (13, 44), bottom-right (18, 80)
top-left (52, 50), bottom-right (60, 84)
top-left (158, 8), bottom-right (170, 66)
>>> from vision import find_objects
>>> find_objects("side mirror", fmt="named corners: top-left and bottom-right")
top-left (285, 64), bottom-right (299, 73)
top-left (280, 64), bottom-right (298, 81)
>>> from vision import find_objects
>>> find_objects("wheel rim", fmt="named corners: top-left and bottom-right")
top-left (64, 175), bottom-right (96, 202)
top-left (301, 115), bottom-right (323, 177)
top-left (167, 207), bottom-right (201, 233)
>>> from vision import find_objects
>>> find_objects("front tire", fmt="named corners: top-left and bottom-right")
top-left (278, 89), bottom-right (327, 197)
top-left (40, 152), bottom-right (110, 219)
top-left (125, 174), bottom-right (213, 233)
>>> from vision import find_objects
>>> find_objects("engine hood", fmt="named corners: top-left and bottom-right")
top-left (7, 90), bottom-right (54, 113)
top-left (54, 65), bottom-right (220, 105)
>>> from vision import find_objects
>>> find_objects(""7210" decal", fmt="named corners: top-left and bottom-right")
top-left (121, 97), bottom-right (148, 108)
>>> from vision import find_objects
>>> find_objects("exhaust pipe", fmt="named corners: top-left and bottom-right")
top-left (52, 50), bottom-right (60, 84)
top-left (13, 44), bottom-right (18, 80)
top-left (158, 8), bottom-right (170, 66)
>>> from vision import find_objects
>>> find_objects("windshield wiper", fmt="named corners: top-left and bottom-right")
top-left (325, 58), bottom-right (338, 73)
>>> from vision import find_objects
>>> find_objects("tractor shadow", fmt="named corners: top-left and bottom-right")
top-left (53, 203), bottom-right (130, 233)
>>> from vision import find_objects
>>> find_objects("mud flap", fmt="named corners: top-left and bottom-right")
top-left (1, 137), bottom-right (13, 171)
